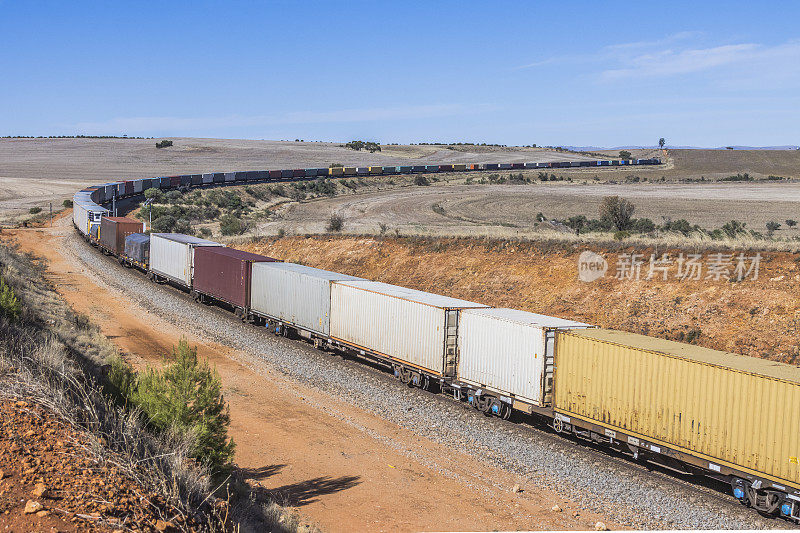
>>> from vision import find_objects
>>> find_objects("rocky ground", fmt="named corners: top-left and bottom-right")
top-left (0, 399), bottom-right (198, 532)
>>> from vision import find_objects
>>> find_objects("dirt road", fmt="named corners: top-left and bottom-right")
top-left (4, 216), bottom-right (617, 532)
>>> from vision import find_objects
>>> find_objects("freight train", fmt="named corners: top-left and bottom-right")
top-left (71, 157), bottom-right (800, 523)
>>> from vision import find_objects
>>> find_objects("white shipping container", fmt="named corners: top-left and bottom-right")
top-left (133, 179), bottom-right (145, 193)
top-left (458, 308), bottom-right (592, 406)
top-left (149, 233), bottom-right (221, 287)
top-left (72, 200), bottom-right (107, 236)
top-left (330, 281), bottom-right (488, 376)
top-left (250, 262), bottom-right (363, 336)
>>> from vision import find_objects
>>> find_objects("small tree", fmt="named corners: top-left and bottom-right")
top-left (62, 199), bottom-right (73, 208)
top-left (219, 214), bottom-right (245, 236)
top-left (132, 339), bottom-right (235, 471)
top-left (29, 207), bottom-right (42, 214)
top-left (414, 175), bottom-right (430, 186)
top-left (658, 138), bottom-right (666, 149)
top-left (0, 274), bottom-right (21, 321)
top-left (599, 196), bottom-right (635, 231)
top-left (786, 219), bottom-right (797, 228)
top-left (565, 215), bottom-right (587, 235)
top-left (144, 187), bottom-right (163, 202)
top-left (619, 150), bottom-right (632, 160)
top-left (327, 214), bottom-right (344, 232)
top-left (766, 221), bottom-right (782, 236)
top-left (721, 220), bottom-right (747, 238)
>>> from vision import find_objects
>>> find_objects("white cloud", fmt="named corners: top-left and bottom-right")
top-left (74, 103), bottom-right (493, 135)
top-left (601, 41), bottom-right (800, 80)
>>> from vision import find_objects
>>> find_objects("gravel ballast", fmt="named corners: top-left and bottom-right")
top-left (65, 230), bottom-right (792, 530)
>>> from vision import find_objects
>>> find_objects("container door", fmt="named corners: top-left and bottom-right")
top-left (443, 309), bottom-right (459, 378)
top-left (541, 329), bottom-right (556, 406)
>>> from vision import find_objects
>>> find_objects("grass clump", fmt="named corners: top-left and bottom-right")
top-left (0, 272), bottom-right (21, 321)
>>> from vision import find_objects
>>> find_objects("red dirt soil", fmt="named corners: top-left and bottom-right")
top-left (0, 399), bottom-right (192, 532)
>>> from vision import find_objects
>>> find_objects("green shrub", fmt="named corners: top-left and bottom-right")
top-left (613, 230), bottom-right (631, 241)
top-left (414, 175), bottom-right (430, 186)
top-left (151, 215), bottom-right (176, 233)
top-left (130, 340), bottom-right (235, 471)
top-left (144, 187), bottom-right (163, 202)
top-left (721, 220), bottom-right (747, 238)
top-left (720, 173), bottom-right (753, 182)
top-left (631, 218), bottom-right (655, 233)
top-left (327, 214), bottom-right (344, 232)
top-left (155, 139), bottom-right (173, 149)
top-left (787, 219), bottom-right (798, 228)
top-left (565, 215), bottom-right (587, 235)
top-left (766, 221), bottom-right (782, 236)
top-left (619, 150), bottom-right (632, 160)
top-left (29, 207), bottom-right (42, 214)
top-left (62, 199), bottom-right (73, 208)
top-left (0, 273), bottom-right (21, 321)
top-left (198, 227), bottom-right (212, 237)
top-left (599, 196), bottom-right (635, 231)
top-left (219, 214), bottom-right (245, 236)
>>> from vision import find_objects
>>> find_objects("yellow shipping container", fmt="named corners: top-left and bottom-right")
top-left (453, 164), bottom-right (467, 171)
top-left (329, 167), bottom-right (344, 176)
top-left (343, 167), bottom-right (357, 175)
top-left (555, 329), bottom-right (800, 488)
top-left (369, 166), bottom-right (383, 174)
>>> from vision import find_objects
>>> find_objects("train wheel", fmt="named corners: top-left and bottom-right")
top-left (501, 404), bottom-right (512, 420)
top-left (553, 417), bottom-right (564, 434)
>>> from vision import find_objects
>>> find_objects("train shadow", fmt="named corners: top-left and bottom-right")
top-left (239, 464), bottom-right (286, 481)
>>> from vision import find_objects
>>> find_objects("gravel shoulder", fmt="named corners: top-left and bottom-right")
top-left (9, 217), bottom-right (795, 530)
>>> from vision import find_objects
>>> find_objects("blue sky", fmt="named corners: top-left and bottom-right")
top-left (1, 1), bottom-right (798, 147)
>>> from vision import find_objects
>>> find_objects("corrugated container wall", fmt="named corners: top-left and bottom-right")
top-left (457, 309), bottom-right (592, 406)
top-left (149, 234), bottom-right (222, 288)
top-left (555, 329), bottom-right (800, 489)
top-left (99, 217), bottom-right (144, 255)
top-left (250, 262), bottom-right (363, 336)
top-left (330, 281), bottom-right (488, 376)
top-left (193, 247), bottom-right (277, 309)
top-left (124, 233), bottom-right (150, 264)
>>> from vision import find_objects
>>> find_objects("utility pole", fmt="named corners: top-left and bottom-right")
top-left (49, 202), bottom-right (52, 226)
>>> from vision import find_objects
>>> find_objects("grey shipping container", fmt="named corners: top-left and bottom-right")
top-left (202, 173), bottom-right (214, 184)
top-left (124, 233), bottom-right (150, 265)
top-left (224, 172), bottom-right (236, 182)
top-left (250, 262), bottom-right (363, 336)
top-left (457, 308), bottom-right (592, 408)
top-left (149, 233), bottom-right (222, 288)
top-left (330, 280), bottom-right (489, 376)
top-left (133, 179), bottom-right (145, 193)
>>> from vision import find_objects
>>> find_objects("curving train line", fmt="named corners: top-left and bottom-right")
top-left (71, 156), bottom-right (800, 524)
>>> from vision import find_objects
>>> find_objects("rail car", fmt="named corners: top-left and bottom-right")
top-left (68, 155), bottom-right (800, 523)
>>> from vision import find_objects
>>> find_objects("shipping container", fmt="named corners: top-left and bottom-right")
top-left (281, 169), bottom-right (294, 179)
top-left (411, 165), bottom-right (426, 172)
top-left (250, 262), bottom-right (363, 336)
top-left (179, 175), bottom-right (191, 186)
top-left (213, 172), bottom-right (225, 183)
top-left (202, 173), bottom-right (214, 184)
top-left (330, 280), bottom-right (489, 376)
top-left (140, 178), bottom-right (153, 191)
top-left (382, 166), bottom-right (398, 174)
top-left (484, 163), bottom-right (499, 170)
top-left (424, 165), bottom-right (439, 172)
top-left (123, 181), bottom-right (134, 195)
top-left (315, 168), bottom-right (329, 177)
top-left (356, 167), bottom-right (369, 175)
top-left (343, 167), bottom-right (357, 176)
top-left (453, 164), bottom-right (467, 171)
top-left (468, 164), bottom-right (481, 170)
top-left (73, 201), bottom-right (108, 236)
top-left (124, 233), bottom-right (150, 265)
top-left (369, 166), bottom-right (383, 174)
top-left (193, 247), bottom-right (277, 311)
top-left (555, 328), bottom-right (800, 490)
top-left (98, 216), bottom-right (144, 256)
top-left (523, 163), bottom-right (537, 169)
top-left (292, 169), bottom-right (305, 178)
top-left (399, 166), bottom-right (413, 173)
top-left (304, 168), bottom-right (317, 178)
top-left (438, 164), bottom-right (454, 172)
top-left (269, 170), bottom-right (282, 180)
top-left (232, 171), bottom-right (246, 182)
top-left (169, 176), bottom-right (180, 188)
top-left (329, 166), bottom-right (344, 176)
top-left (191, 174), bottom-right (203, 186)
top-left (511, 163), bottom-right (524, 169)
top-left (149, 233), bottom-right (222, 288)
top-left (457, 309), bottom-right (592, 408)
top-left (224, 172), bottom-right (236, 183)
top-left (133, 179), bottom-right (145, 194)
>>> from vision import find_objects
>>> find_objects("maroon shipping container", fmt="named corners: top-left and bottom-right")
top-left (98, 216), bottom-right (144, 255)
top-left (124, 181), bottom-right (134, 195)
top-left (192, 247), bottom-right (278, 311)
top-left (292, 169), bottom-right (305, 178)
top-left (169, 176), bottom-right (181, 188)
top-left (268, 170), bottom-right (281, 179)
